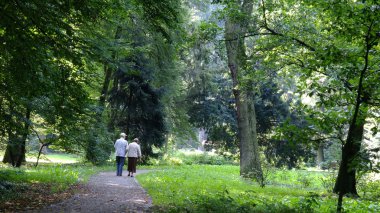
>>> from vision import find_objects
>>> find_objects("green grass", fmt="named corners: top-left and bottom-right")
top-left (26, 152), bottom-right (81, 164)
top-left (0, 163), bottom-right (113, 189)
top-left (136, 165), bottom-right (380, 213)
top-left (35, 153), bottom-right (81, 163)
top-left (0, 151), bottom-right (81, 164)
top-left (0, 158), bottom-right (114, 207)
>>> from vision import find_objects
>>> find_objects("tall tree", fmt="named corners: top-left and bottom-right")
top-left (223, 0), bottom-right (263, 180)
top-left (101, 0), bottom-right (182, 158)
top-left (253, 0), bottom-right (380, 201)
top-left (0, 0), bottom-right (105, 166)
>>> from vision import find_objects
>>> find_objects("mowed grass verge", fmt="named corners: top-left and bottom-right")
top-left (136, 165), bottom-right (380, 213)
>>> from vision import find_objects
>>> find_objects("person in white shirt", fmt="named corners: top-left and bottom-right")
top-left (114, 133), bottom-right (128, 176)
top-left (127, 138), bottom-right (142, 177)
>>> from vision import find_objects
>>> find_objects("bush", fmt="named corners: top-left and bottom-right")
top-left (297, 174), bottom-right (312, 188)
top-left (319, 171), bottom-right (336, 193)
top-left (85, 126), bottom-right (113, 165)
top-left (357, 177), bottom-right (380, 200)
top-left (298, 192), bottom-right (320, 212)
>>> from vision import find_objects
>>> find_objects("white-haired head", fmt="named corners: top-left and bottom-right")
top-left (120, 133), bottom-right (126, 138)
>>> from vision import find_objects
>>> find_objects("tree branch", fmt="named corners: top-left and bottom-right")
top-left (260, 0), bottom-right (316, 51)
top-left (261, 25), bottom-right (316, 52)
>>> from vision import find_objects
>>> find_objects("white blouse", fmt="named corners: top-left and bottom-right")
top-left (127, 142), bottom-right (141, 158)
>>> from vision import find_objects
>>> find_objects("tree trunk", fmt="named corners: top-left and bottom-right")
top-left (317, 143), bottom-right (324, 167)
top-left (99, 64), bottom-right (113, 107)
top-left (99, 26), bottom-right (123, 109)
top-left (333, 31), bottom-right (371, 196)
top-left (100, 26), bottom-right (123, 134)
top-left (125, 88), bottom-right (133, 136)
top-left (224, 0), bottom-right (262, 178)
top-left (247, 95), bottom-right (263, 181)
top-left (333, 120), bottom-right (363, 196)
top-left (2, 107), bottom-right (31, 167)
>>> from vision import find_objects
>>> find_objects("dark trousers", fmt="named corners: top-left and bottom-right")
top-left (116, 156), bottom-right (125, 176)
top-left (128, 157), bottom-right (138, 173)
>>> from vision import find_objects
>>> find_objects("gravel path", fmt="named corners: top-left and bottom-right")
top-left (28, 170), bottom-right (153, 213)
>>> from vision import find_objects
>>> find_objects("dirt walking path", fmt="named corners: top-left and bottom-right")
top-left (28, 170), bottom-right (153, 213)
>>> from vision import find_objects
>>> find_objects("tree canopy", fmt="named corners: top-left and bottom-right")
top-left (1, 1), bottom-right (380, 208)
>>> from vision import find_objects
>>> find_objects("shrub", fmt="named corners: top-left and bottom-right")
top-left (319, 171), bottom-right (336, 193)
top-left (357, 177), bottom-right (380, 200)
top-left (297, 174), bottom-right (312, 188)
top-left (85, 126), bottom-right (113, 165)
top-left (298, 192), bottom-right (320, 212)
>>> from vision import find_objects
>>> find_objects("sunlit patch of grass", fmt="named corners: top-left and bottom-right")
top-left (26, 153), bottom-right (81, 164)
top-left (0, 152), bottom-right (82, 164)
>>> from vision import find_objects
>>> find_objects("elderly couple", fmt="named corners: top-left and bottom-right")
top-left (114, 133), bottom-right (141, 177)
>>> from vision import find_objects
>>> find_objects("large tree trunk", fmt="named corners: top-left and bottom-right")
top-left (247, 94), bottom-right (263, 180)
top-left (334, 117), bottom-right (364, 213)
top-left (334, 30), bottom-right (371, 198)
top-left (333, 119), bottom-right (364, 196)
top-left (334, 22), bottom-right (374, 212)
top-left (224, 0), bottom-right (262, 179)
top-left (2, 107), bottom-right (31, 167)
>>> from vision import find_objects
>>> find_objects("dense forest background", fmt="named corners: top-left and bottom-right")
top-left (1, 0), bottom-right (380, 209)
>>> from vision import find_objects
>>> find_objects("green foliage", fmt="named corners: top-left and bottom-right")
top-left (85, 124), bottom-right (113, 165)
top-left (0, 0), bottom-right (109, 166)
top-left (179, 3), bottom-right (239, 153)
top-left (98, 0), bottom-right (184, 158)
top-left (135, 0), bottom-right (182, 41)
top-left (108, 72), bottom-right (167, 156)
top-left (319, 171), bottom-right (337, 193)
top-left (298, 192), bottom-right (320, 213)
top-left (357, 176), bottom-right (380, 201)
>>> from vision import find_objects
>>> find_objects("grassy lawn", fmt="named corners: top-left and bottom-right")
top-left (0, 151), bottom-right (81, 164)
top-left (27, 153), bottom-right (81, 164)
top-left (136, 165), bottom-right (380, 213)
